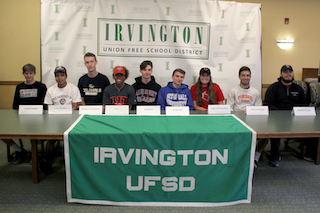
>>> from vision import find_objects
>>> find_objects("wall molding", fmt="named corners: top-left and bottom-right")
top-left (262, 84), bottom-right (271, 88)
top-left (0, 81), bottom-right (23, 85)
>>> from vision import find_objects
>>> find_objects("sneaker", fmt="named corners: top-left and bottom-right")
top-left (270, 159), bottom-right (279, 167)
top-left (39, 159), bottom-right (53, 175)
top-left (304, 155), bottom-right (313, 162)
top-left (254, 160), bottom-right (258, 169)
top-left (13, 149), bottom-right (28, 165)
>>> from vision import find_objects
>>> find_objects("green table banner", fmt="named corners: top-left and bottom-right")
top-left (64, 115), bottom-right (256, 206)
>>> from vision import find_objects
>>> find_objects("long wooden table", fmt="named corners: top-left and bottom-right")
top-left (1, 109), bottom-right (320, 183)
top-left (0, 110), bottom-right (80, 183)
top-left (233, 110), bottom-right (320, 164)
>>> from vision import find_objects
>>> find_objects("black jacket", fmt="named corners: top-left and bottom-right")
top-left (264, 80), bottom-right (307, 110)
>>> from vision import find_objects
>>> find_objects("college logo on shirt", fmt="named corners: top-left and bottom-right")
top-left (60, 98), bottom-right (66, 105)
top-left (20, 89), bottom-right (38, 98)
top-left (136, 89), bottom-right (157, 103)
top-left (110, 96), bottom-right (128, 105)
top-left (238, 95), bottom-right (253, 102)
top-left (52, 95), bottom-right (71, 105)
top-left (201, 91), bottom-right (208, 101)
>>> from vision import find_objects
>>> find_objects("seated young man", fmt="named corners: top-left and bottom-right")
top-left (78, 52), bottom-right (110, 105)
top-left (3, 64), bottom-right (47, 165)
top-left (44, 66), bottom-right (81, 110)
top-left (103, 66), bottom-right (136, 109)
top-left (132, 60), bottom-right (161, 107)
top-left (41, 66), bottom-right (81, 174)
top-left (157, 68), bottom-right (194, 111)
top-left (13, 64), bottom-right (47, 109)
top-left (264, 64), bottom-right (307, 167)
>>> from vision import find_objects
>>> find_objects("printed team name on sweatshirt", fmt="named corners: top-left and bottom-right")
top-left (166, 93), bottom-right (187, 106)
top-left (20, 89), bottom-right (38, 98)
top-left (237, 94), bottom-right (253, 102)
top-left (136, 89), bottom-right (157, 103)
top-left (111, 96), bottom-right (128, 105)
top-left (83, 84), bottom-right (102, 96)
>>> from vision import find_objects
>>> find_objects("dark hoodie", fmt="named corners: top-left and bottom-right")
top-left (132, 76), bottom-right (161, 105)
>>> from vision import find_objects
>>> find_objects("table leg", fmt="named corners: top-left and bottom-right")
top-left (316, 137), bottom-right (320, 165)
top-left (1, 139), bottom-right (14, 162)
top-left (31, 139), bottom-right (39, 183)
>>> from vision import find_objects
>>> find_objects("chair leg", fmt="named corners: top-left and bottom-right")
top-left (284, 139), bottom-right (290, 149)
top-left (19, 139), bottom-right (24, 149)
top-left (282, 139), bottom-right (307, 159)
top-left (7, 143), bottom-right (11, 162)
top-left (299, 141), bottom-right (305, 159)
top-left (41, 140), bottom-right (45, 157)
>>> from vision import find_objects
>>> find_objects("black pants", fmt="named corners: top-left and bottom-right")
top-left (305, 138), bottom-right (318, 159)
top-left (270, 138), bottom-right (281, 161)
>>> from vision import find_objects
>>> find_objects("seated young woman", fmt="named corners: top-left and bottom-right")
top-left (190, 67), bottom-right (225, 111)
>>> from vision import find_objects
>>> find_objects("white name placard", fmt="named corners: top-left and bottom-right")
top-left (165, 106), bottom-right (190, 115)
top-left (105, 105), bottom-right (129, 115)
top-left (208, 105), bottom-right (231, 114)
top-left (18, 105), bottom-right (43, 114)
top-left (136, 105), bottom-right (161, 115)
top-left (48, 105), bottom-right (72, 114)
top-left (79, 105), bottom-right (103, 115)
top-left (292, 107), bottom-right (316, 116)
top-left (246, 106), bottom-right (269, 115)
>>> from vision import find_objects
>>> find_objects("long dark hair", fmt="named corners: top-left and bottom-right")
top-left (195, 76), bottom-right (215, 106)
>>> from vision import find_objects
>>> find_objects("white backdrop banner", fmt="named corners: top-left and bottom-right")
top-left (41, 0), bottom-right (261, 98)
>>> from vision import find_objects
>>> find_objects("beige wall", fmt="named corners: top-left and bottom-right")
top-left (1, 0), bottom-right (319, 109)
top-left (0, 0), bottom-right (40, 109)
top-left (235, 0), bottom-right (320, 84)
